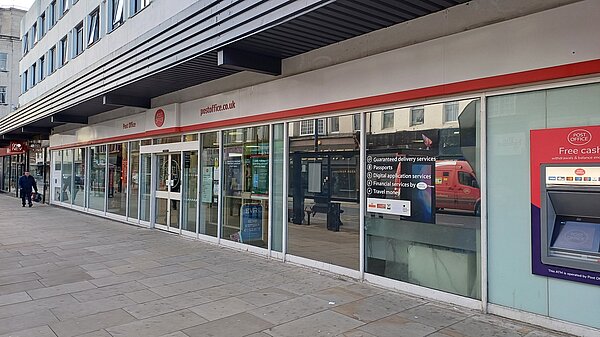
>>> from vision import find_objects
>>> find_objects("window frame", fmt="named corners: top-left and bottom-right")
top-left (74, 22), bottom-right (84, 57)
top-left (88, 8), bottom-right (100, 46)
top-left (0, 53), bottom-right (7, 72)
top-left (59, 35), bottom-right (69, 67)
top-left (39, 56), bottom-right (45, 81)
top-left (0, 86), bottom-right (7, 104)
top-left (410, 106), bottom-right (425, 126)
top-left (443, 101), bottom-right (460, 123)
top-left (110, 0), bottom-right (125, 31)
top-left (382, 109), bottom-right (395, 129)
top-left (48, 47), bottom-right (56, 74)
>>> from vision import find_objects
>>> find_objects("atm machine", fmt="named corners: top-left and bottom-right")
top-left (541, 165), bottom-right (600, 272)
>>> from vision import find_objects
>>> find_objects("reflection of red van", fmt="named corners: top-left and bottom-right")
top-left (435, 160), bottom-right (480, 215)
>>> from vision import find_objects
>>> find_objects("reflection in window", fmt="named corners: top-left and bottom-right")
top-left (288, 114), bottom-right (360, 270)
top-left (382, 110), bottom-right (394, 129)
top-left (365, 98), bottom-right (481, 299)
top-left (299, 119), bottom-right (325, 136)
top-left (107, 143), bottom-right (127, 216)
top-left (199, 132), bottom-right (219, 237)
top-left (410, 106), bottom-right (424, 126)
top-left (443, 102), bottom-right (459, 123)
top-left (72, 148), bottom-right (86, 207)
top-left (222, 126), bottom-right (269, 247)
top-left (0, 87), bottom-right (6, 104)
top-left (89, 145), bottom-right (106, 211)
top-left (128, 141), bottom-right (139, 219)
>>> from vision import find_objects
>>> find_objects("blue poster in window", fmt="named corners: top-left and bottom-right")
top-left (240, 204), bottom-right (263, 242)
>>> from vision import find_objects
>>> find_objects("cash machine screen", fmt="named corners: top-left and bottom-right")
top-left (542, 166), bottom-right (600, 270)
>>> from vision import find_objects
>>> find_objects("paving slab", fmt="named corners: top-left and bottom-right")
top-left (0, 196), bottom-right (580, 337)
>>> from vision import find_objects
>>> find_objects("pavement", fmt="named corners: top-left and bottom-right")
top-left (0, 194), bottom-right (573, 337)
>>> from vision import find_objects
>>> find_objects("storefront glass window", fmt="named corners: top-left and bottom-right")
top-left (365, 98), bottom-right (481, 299)
top-left (107, 143), bottom-right (127, 216)
top-left (271, 124), bottom-right (284, 252)
top-left (72, 148), bottom-right (86, 207)
top-left (139, 153), bottom-right (151, 222)
top-left (0, 157), bottom-right (4, 191)
top-left (288, 115), bottom-right (360, 269)
top-left (182, 150), bottom-right (198, 233)
top-left (222, 126), bottom-right (270, 248)
top-left (199, 132), bottom-right (219, 237)
top-left (129, 141), bottom-right (140, 219)
top-left (89, 145), bottom-right (106, 211)
top-left (153, 136), bottom-right (181, 144)
top-left (61, 149), bottom-right (73, 204)
top-left (29, 144), bottom-right (47, 203)
top-left (53, 151), bottom-right (62, 202)
top-left (1, 156), bottom-right (9, 191)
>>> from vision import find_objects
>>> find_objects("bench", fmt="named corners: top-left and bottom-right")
top-left (304, 196), bottom-right (344, 231)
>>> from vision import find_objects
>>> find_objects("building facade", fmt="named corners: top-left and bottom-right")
top-left (1, 0), bottom-right (600, 335)
top-left (0, 7), bottom-right (25, 119)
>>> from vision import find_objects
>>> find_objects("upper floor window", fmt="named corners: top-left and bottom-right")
top-left (300, 119), bottom-right (326, 136)
top-left (74, 22), bottom-right (84, 57)
top-left (353, 113), bottom-right (361, 131)
top-left (23, 34), bottom-right (29, 54)
top-left (330, 116), bottom-right (340, 133)
top-left (60, 0), bottom-right (69, 17)
top-left (49, 1), bottom-right (57, 27)
top-left (49, 47), bottom-right (56, 74)
top-left (31, 63), bottom-right (37, 87)
top-left (0, 87), bottom-right (6, 104)
top-left (382, 109), bottom-right (394, 129)
top-left (131, 0), bottom-right (151, 15)
top-left (110, 0), bottom-right (125, 30)
top-left (22, 70), bottom-right (28, 92)
top-left (443, 101), bottom-right (459, 123)
top-left (59, 35), bottom-right (68, 66)
top-left (88, 8), bottom-right (100, 45)
top-left (410, 106), bottom-right (425, 126)
top-left (40, 13), bottom-right (46, 37)
top-left (0, 53), bottom-right (7, 71)
top-left (39, 56), bottom-right (46, 81)
top-left (32, 23), bottom-right (37, 44)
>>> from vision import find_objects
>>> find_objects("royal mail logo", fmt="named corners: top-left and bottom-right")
top-left (8, 141), bottom-right (27, 154)
top-left (567, 129), bottom-right (592, 146)
top-left (575, 168), bottom-right (586, 176)
top-left (154, 109), bottom-right (165, 127)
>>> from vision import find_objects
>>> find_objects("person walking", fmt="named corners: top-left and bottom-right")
top-left (18, 171), bottom-right (38, 208)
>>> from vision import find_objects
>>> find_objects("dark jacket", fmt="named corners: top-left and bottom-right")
top-left (18, 175), bottom-right (38, 193)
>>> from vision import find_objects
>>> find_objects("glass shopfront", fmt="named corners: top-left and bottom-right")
top-left (89, 145), bottom-right (106, 211)
top-left (199, 132), bottom-right (219, 237)
top-left (288, 114), bottom-right (360, 270)
top-left (48, 98), bottom-right (482, 301)
top-left (364, 98), bottom-right (482, 299)
top-left (222, 126), bottom-right (270, 248)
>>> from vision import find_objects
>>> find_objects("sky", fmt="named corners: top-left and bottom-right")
top-left (0, 0), bottom-right (35, 10)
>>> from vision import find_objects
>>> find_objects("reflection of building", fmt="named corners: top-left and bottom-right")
top-left (1, 1), bottom-right (600, 335)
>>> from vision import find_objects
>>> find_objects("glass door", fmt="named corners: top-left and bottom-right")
top-left (154, 152), bottom-right (181, 232)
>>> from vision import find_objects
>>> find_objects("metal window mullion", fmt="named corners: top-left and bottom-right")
top-left (480, 94), bottom-right (488, 313)
top-left (359, 112), bottom-right (366, 279)
top-left (282, 122), bottom-right (289, 260)
top-left (125, 143), bottom-right (130, 219)
top-left (267, 124), bottom-right (273, 254)
top-left (104, 147), bottom-right (108, 214)
top-left (196, 135), bottom-right (201, 237)
top-left (217, 130), bottom-right (223, 242)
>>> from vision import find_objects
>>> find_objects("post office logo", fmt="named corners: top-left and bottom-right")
top-left (154, 109), bottom-right (165, 127)
top-left (567, 129), bottom-right (592, 146)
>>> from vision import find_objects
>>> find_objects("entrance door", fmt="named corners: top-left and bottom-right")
top-left (154, 152), bottom-right (181, 232)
